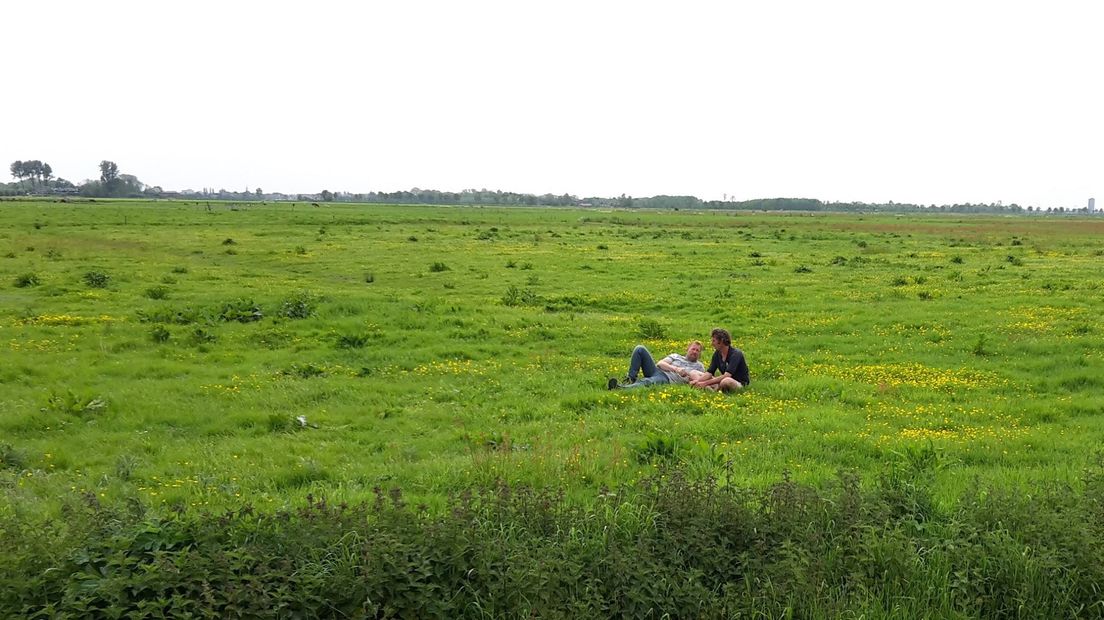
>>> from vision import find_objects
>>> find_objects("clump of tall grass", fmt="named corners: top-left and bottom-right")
top-left (14, 273), bottom-right (39, 288)
top-left (636, 318), bottom-right (667, 340)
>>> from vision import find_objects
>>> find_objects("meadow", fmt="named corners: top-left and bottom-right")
top-left (3, 199), bottom-right (1104, 617)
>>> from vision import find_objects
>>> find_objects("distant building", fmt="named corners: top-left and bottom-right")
top-left (1090, 197), bottom-right (1096, 213)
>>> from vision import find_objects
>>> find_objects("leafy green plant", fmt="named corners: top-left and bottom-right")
top-left (637, 318), bottom-right (667, 340)
top-left (150, 325), bottom-right (171, 343)
top-left (14, 273), bottom-right (39, 288)
top-left (282, 363), bottom-right (325, 379)
top-left (144, 286), bottom-right (170, 300)
top-left (82, 271), bottom-right (110, 288)
top-left (633, 434), bottom-right (683, 464)
top-left (0, 443), bottom-right (25, 470)
top-left (218, 299), bottom-right (263, 323)
top-left (114, 454), bottom-right (139, 481)
top-left (336, 334), bottom-right (370, 349)
top-left (189, 327), bottom-right (217, 345)
top-left (429, 261), bottom-right (450, 273)
top-left (45, 391), bottom-right (107, 416)
top-left (501, 285), bottom-right (538, 307)
top-left (972, 333), bottom-right (989, 356)
top-left (279, 292), bottom-right (317, 319)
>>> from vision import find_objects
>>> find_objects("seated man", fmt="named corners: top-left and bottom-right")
top-left (689, 328), bottom-right (749, 393)
top-left (608, 341), bottom-right (705, 390)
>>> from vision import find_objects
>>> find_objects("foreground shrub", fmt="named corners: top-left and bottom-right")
top-left (3, 468), bottom-right (1104, 618)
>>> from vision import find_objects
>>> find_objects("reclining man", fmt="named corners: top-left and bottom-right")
top-left (608, 341), bottom-right (705, 390)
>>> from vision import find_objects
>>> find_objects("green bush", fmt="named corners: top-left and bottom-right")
top-left (82, 270), bottom-right (110, 288)
top-left (279, 292), bottom-right (317, 319)
top-left (218, 299), bottom-right (263, 323)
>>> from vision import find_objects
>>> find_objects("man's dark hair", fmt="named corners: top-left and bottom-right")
top-left (711, 328), bottom-right (731, 346)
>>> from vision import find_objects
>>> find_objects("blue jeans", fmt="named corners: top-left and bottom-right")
top-left (624, 345), bottom-right (671, 388)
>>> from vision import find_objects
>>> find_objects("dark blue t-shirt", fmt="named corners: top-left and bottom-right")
top-left (707, 347), bottom-right (750, 386)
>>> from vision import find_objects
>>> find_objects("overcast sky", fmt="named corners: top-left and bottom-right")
top-left (3, 1), bottom-right (1101, 207)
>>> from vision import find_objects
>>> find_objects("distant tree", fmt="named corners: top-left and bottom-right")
top-left (255, 188), bottom-right (263, 197)
top-left (321, 189), bottom-right (334, 202)
top-left (118, 174), bottom-right (144, 195)
top-left (42, 163), bottom-right (53, 185)
top-left (99, 160), bottom-right (120, 193)
top-left (9, 161), bottom-right (24, 187)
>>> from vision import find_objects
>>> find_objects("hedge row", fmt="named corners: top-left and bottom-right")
top-left (3, 464), bottom-right (1104, 618)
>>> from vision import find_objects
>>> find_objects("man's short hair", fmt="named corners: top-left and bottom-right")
top-left (711, 328), bottom-right (731, 346)
top-left (689, 340), bottom-right (702, 348)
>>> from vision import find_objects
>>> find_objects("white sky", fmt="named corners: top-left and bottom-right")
top-left (2, 1), bottom-right (1101, 207)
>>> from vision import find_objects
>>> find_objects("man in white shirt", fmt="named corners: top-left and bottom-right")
top-left (608, 341), bottom-right (705, 390)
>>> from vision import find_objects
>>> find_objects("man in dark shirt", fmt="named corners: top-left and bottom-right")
top-left (690, 328), bottom-right (749, 392)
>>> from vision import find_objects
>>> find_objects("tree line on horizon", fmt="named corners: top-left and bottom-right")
top-left (4, 159), bottom-right (1094, 214)
top-left (4, 159), bottom-right (158, 199)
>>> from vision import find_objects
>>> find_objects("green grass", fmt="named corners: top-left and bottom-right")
top-left (1, 199), bottom-right (1103, 515)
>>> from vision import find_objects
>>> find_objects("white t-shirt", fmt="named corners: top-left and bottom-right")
top-left (660, 354), bottom-right (705, 384)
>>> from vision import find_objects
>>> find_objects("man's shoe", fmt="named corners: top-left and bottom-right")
top-left (607, 377), bottom-right (621, 390)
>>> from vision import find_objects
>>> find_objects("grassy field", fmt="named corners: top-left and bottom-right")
top-left (2, 199), bottom-right (1103, 513)
top-left (4, 199), bottom-right (1104, 616)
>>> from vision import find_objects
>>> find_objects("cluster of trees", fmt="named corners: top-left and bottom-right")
top-left (77, 160), bottom-right (152, 198)
top-left (4, 159), bottom-right (154, 198)
top-left (7, 160), bottom-right (71, 191)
